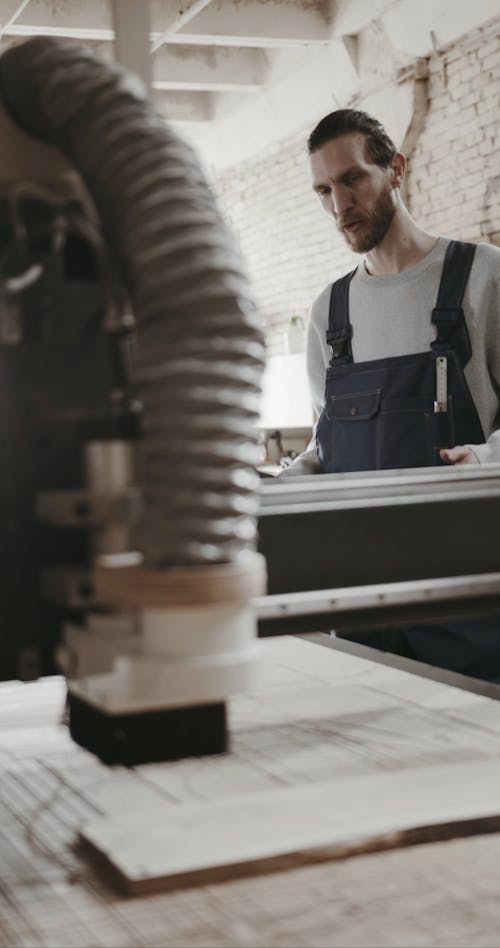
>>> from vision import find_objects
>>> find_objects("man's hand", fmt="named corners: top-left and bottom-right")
top-left (439, 445), bottom-right (479, 465)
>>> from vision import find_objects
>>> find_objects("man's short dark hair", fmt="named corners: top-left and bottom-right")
top-left (307, 109), bottom-right (397, 167)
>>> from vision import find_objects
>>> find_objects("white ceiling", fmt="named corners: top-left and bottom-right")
top-left (0, 0), bottom-right (498, 169)
top-left (0, 0), bottom-right (382, 122)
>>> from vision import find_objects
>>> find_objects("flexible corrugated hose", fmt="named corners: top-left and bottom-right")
top-left (0, 37), bottom-right (265, 567)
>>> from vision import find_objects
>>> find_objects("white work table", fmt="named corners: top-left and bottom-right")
top-left (2, 635), bottom-right (500, 947)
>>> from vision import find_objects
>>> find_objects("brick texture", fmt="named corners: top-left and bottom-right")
top-left (406, 19), bottom-right (500, 245)
top-left (213, 16), bottom-right (500, 352)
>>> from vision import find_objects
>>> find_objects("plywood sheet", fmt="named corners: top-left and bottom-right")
top-left (81, 755), bottom-right (500, 894)
top-left (78, 637), bottom-right (500, 893)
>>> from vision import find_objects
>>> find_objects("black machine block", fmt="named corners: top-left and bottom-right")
top-left (67, 692), bottom-right (228, 766)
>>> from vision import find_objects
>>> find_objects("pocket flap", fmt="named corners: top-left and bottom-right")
top-left (328, 389), bottom-right (382, 421)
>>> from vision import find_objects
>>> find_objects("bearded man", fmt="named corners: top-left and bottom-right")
top-left (283, 108), bottom-right (500, 681)
top-left (287, 108), bottom-right (500, 475)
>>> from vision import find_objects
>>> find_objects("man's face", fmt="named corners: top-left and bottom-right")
top-left (310, 132), bottom-right (398, 253)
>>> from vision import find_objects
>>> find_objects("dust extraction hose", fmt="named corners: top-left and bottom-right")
top-left (0, 37), bottom-right (265, 567)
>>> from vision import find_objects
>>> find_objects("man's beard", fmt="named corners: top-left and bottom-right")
top-left (338, 185), bottom-right (396, 253)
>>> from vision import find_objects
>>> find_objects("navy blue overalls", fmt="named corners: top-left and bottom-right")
top-left (316, 240), bottom-right (500, 680)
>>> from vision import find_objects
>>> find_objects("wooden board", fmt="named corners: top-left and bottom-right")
top-left (78, 636), bottom-right (500, 893)
top-left (81, 757), bottom-right (500, 894)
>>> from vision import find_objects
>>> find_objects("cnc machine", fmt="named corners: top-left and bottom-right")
top-left (1, 32), bottom-right (500, 772)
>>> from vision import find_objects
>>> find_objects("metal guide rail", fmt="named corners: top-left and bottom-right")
top-left (256, 465), bottom-right (500, 635)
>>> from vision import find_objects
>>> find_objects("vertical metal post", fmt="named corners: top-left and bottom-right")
top-left (111, 0), bottom-right (151, 94)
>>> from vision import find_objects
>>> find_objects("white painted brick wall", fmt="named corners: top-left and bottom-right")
top-left (407, 18), bottom-right (500, 246)
top-left (214, 16), bottom-right (500, 352)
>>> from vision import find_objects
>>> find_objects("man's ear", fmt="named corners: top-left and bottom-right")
top-left (390, 152), bottom-right (406, 189)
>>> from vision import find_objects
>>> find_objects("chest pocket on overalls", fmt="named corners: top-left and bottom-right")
top-left (322, 357), bottom-right (437, 472)
top-left (325, 388), bottom-right (382, 471)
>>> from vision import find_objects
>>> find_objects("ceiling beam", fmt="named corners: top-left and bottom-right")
top-left (112, 0), bottom-right (151, 89)
top-left (328, 0), bottom-right (397, 38)
top-left (167, 0), bottom-right (332, 47)
top-left (153, 44), bottom-right (268, 92)
top-left (73, 39), bottom-right (267, 93)
top-left (151, 0), bottom-right (213, 52)
top-left (153, 89), bottom-right (215, 122)
top-left (4, 24), bottom-right (115, 40)
top-left (3, 0), bottom-right (333, 48)
top-left (0, 0), bottom-right (31, 36)
top-left (8, 0), bottom-right (114, 35)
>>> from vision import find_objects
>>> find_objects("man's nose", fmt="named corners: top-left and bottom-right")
top-left (330, 184), bottom-right (353, 217)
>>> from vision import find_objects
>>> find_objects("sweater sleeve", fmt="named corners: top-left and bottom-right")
top-left (306, 290), bottom-right (330, 423)
top-left (468, 431), bottom-right (500, 463)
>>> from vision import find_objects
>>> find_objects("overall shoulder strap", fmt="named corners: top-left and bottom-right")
top-left (326, 267), bottom-right (357, 364)
top-left (431, 240), bottom-right (476, 365)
